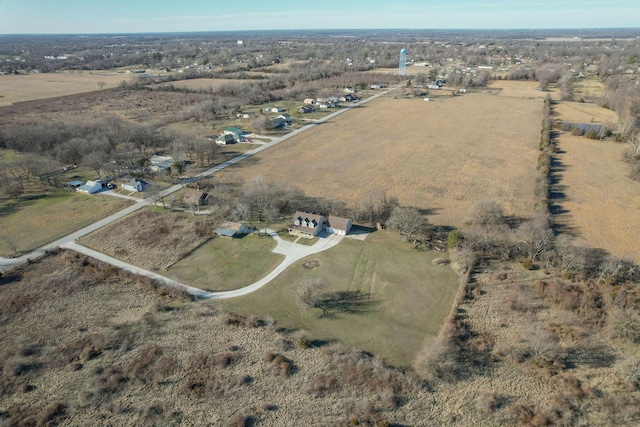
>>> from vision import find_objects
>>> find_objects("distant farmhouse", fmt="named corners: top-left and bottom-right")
top-left (122, 178), bottom-right (147, 193)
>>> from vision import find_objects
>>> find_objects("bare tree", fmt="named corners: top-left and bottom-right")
top-left (387, 206), bottom-right (428, 243)
top-left (82, 150), bottom-right (108, 178)
top-left (295, 276), bottom-right (325, 313)
top-left (517, 212), bottom-right (553, 262)
top-left (465, 199), bottom-right (505, 232)
top-left (242, 176), bottom-right (278, 230)
top-left (359, 189), bottom-right (395, 228)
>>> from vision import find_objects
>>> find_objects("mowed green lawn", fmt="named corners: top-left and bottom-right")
top-left (214, 231), bottom-right (459, 368)
top-left (0, 189), bottom-right (130, 256)
top-left (167, 234), bottom-right (283, 291)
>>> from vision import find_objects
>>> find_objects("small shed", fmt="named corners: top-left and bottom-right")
top-left (216, 134), bottom-right (237, 145)
top-left (215, 222), bottom-right (249, 238)
top-left (66, 180), bottom-right (84, 188)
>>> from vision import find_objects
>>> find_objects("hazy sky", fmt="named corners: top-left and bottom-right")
top-left (0, 0), bottom-right (638, 34)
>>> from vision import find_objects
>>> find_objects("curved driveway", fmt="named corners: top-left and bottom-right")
top-left (0, 84), bottom-right (398, 296)
top-left (62, 231), bottom-right (342, 299)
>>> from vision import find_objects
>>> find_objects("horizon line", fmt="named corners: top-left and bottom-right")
top-left (1, 27), bottom-right (640, 37)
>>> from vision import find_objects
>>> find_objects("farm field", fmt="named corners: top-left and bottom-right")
top-left (488, 80), bottom-right (549, 99)
top-left (228, 86), bottom-right (543, 228)
top-left (553, 100), bottom-right (618, 125)
top-left (167, 234), bottom-right (282, 291)
top-left (216, 231), bottom-right (459, 368)
top-left (0, 71), bottom-right (127, 106)
top-left (0, 189), bottom-right (130, 257)
top-left (554, 133), bottom-right (640, 261)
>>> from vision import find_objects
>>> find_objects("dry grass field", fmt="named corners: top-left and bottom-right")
top-left (3, 250), bottom-right (638, 426)
top-left (554, 134), bottom-right (640, 260)
top-left (554, 101), bottom-right (618, 125)
top-left (572, 78), bottom-right (607, 100)
top-left (80, 208), bottom-right (212, 271)
top-left (154, 78), bottom-right (246, 92)
top-left (0, 190), bottom-right (129, 257)
top-left (228, 88), bottom-right (542, 228)
top-left (0, 72), bottom-right (127, 106)
top-left (489, 80), bottom-right (550, 99)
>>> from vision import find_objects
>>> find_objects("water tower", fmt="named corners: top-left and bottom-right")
top-left (399, 48), bottom-right (407, 75)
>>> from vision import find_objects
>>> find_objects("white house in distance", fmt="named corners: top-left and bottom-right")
top-left (122, 178), bottom-right (147, 193)
top-left (77, 179), bottom-right (109, 194)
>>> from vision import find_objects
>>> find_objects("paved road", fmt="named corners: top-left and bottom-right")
top-left (0, 84), bottom-right (399, 295)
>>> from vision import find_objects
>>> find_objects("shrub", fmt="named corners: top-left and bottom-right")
top-left (413, 335), bottom-right (458, 383)
top-left (447, 229), bottom-right (463, 248)
top-left (35, 402), bottom-right (67, 426)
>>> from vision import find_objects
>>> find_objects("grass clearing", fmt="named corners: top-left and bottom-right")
top-left (0, 189), bottom-right (130, 256)
top-left (166, 234), bottom-right (282, 291)
top-left (215, 231), bottom-right (459, 367)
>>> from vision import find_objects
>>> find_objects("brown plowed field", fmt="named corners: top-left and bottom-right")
top-left (229, 91), bottom-right (543, 227)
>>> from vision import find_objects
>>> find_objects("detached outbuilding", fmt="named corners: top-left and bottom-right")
top-left (215, 222), bottom-right (249, 238)
top-left (326, 215), bottom-right (352, 235)
top-left (77, 179), bottom-right (109, 194)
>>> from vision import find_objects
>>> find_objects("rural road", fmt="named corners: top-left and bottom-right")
top-left (0, 84), bottom-right (399, 296)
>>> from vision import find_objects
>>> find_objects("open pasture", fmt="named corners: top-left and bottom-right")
top-left (555, 133), bottom-right (640, 260)
top-left (0, 71), bottom-right (127, 106)
top-left (229, 86), bottom-right (543, 227)
top-left (553, 101), bottom-right (618, 125)
top-left (0, 189), bottom-right (129, 257)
